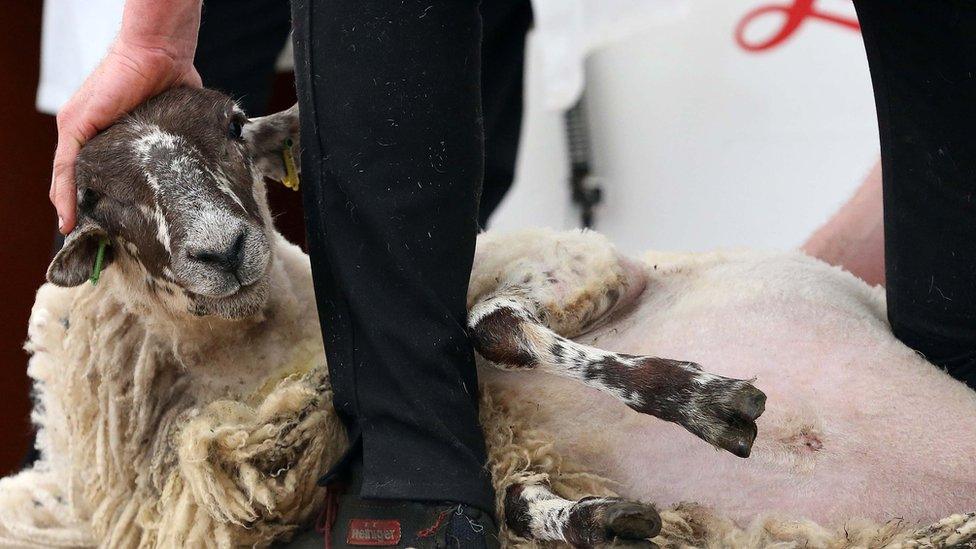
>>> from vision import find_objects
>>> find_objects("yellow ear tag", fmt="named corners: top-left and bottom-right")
top-left (281, 138), bottom-right (300, 191)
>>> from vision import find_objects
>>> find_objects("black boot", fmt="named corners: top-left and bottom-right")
top-left (284, 493), bottom-right (500, 548)
top-left (281, 457), bottom-right (500, 549)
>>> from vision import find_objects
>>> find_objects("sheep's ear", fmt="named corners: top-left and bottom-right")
top-left (244, 103), bottom-right (301, 182)
top-left (47, 220), bottom-right (113, 287)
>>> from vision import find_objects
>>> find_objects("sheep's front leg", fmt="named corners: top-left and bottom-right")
top-left (504, 482), bottom-right (660, 548)
top-left (470, 296), bottom-right (764, 456)
top-left (469, 230), bottom-right (765, 454)
top-left (469, 302), bottom-right (766, 457)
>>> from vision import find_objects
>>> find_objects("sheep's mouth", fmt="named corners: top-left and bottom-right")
top-left (186, 277), bottom-right (260, 300)
top-left (189, 276), bottom-right (271, 319)
top-left (208, 270), bottom-right (268, 299)
top-left (179, 251), bottom-right (273, 301)
top-left (223, 277), bottom-right (262, 299)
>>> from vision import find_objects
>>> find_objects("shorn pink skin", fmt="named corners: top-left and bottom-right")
top-left (482, 249), bottom-right (976, 526)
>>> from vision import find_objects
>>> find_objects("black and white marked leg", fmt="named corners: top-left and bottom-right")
top-left (467, 231), bottom-right (765, 456)
top-left (469, 295), bottom-right (764, 456)
top-left (504, 482), bottom-right (661, 548)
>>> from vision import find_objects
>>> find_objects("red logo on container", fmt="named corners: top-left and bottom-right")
top-left (346, 519), bottom-right (402, 546)
top-left (736, 0), bottom-right (860, 52)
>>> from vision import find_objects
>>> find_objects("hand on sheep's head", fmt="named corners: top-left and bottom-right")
top-left (48, 87), bottom-right (302, 320)
top-left (50, 0), bottom-right (205, 235)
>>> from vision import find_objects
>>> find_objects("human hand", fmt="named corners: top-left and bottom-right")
top-left (50, 4), bottom-right (202, 234)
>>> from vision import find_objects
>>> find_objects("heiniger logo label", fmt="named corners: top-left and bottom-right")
top-left (346, 519), bottom-right (402, 546)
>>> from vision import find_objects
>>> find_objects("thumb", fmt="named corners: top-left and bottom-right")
top-left (50, 132), bottom-right (83, 234)
top-left (181, 66), bottom-right (203, 89)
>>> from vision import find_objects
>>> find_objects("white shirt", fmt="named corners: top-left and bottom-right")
top-left (36, 0), bottom-right (124, 114)
top-left (531, 0), bottom-right (687, 109)
top-left (37, 0), bottom-right (686, 115)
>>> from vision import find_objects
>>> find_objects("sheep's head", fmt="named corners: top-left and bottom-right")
top-left (47, 87), bottom-right (300, 319)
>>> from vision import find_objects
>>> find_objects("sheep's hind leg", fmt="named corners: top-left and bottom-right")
top-left (504, 482), bottom-right (660, 548)
top-left (468, 232), bottom-right (765, 457)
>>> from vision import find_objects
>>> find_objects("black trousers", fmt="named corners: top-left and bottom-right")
top-left (195, 0), bottom-right (293, 116)
top-left (855, 1), bottom-right (976, 389)
top-left (290, 0), bottom-right (530, 513)
top-left (194, 0), bottom-right (528, 227)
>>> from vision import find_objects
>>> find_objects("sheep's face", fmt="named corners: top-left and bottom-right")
top-left (47, 87), bottom-right (301, 319)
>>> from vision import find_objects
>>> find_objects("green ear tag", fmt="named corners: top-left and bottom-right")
top-left (281, 138), bottom-right (300, 191)
top-left (89, 237), bottom-right (110, 285)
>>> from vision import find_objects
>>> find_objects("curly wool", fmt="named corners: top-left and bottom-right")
top-left (0, 241), bottom-right (347, 548)
top-left (1, 234), bottom-right (972, 548)
top-left (481, 385), bottom-right (976, 549)
top-left (481, 388), bottom-right (976, 549)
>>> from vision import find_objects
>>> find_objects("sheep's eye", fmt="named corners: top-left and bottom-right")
top-left (228, 119), bottom-right (244, 140)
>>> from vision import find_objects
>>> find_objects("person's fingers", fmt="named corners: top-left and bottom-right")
top-left (50, 138), bottom-right (80, 233)
top-left (50, 49), bottom-right (200, 234)
top-left (51, 102), bottom-right (89, 233)
top-left (51, 93), bottom-right (105, 233)
top-left (50, 61), bottom-right (140, 233)
top-left (182, 66), bottom-right (203, 88)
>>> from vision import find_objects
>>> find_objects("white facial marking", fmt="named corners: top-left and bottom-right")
top-left (205, 166), bottom-right (246, 212)
top-left (133, 126), bottom-right (179, 162)
top-left (153, 203), bottom-right (172, 253)
top-left (134, 129), bottom-right (179, 253)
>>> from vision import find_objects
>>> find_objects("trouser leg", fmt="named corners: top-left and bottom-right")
top-left (478, 0), bottom-right (532, 227)
top-left (195, 0), bottom-right (292, 116)
top-left (291, 0), bottom-right (495, 512)
top-left (854, 0), bottom-right (976, 388)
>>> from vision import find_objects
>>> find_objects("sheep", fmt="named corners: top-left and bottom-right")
top-left (0, 87), bottom-right (972, 548)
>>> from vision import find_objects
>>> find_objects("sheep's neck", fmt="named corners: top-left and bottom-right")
top-left (139, 256), bottom-right (298, 367)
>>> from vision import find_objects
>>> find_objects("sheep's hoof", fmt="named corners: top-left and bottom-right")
top-left (567, 498), bottom-right (661, 548)
top-left (685, 377), bottom-right (766, 458)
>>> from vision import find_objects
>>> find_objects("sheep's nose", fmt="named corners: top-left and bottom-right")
top-left (187, 230), bottom-right (246, 273)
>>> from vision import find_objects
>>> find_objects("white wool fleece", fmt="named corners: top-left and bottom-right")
top-left (0, 227), bottom-right (973, 548)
